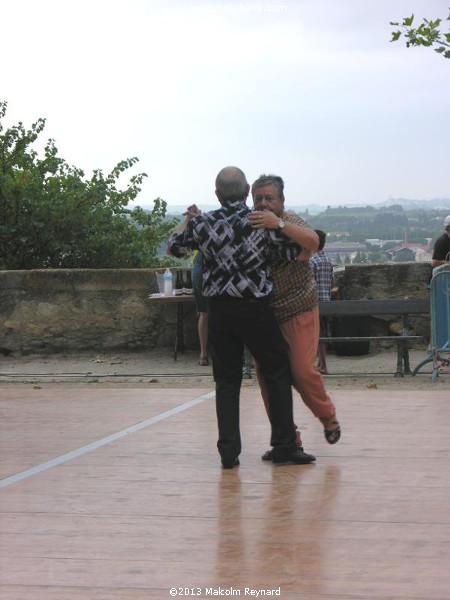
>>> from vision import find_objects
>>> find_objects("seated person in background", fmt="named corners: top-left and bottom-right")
top-left (310, 230), bottom-right (334, 376)
top-left (431, 215), bottom-right (450, 268)
top-left (242, 346), bottom-right (253, 379)
top-left (192, 250), bottom-right (209, 366)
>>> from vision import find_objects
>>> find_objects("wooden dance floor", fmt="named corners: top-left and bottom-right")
top-left (1, 384), bottom-right (450, 599)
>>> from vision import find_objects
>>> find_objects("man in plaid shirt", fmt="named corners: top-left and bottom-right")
top-left (249, 176), bottom-right (341, 454)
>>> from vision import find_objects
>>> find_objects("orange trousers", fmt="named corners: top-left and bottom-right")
top-left (256, 306), bottom-right (336, 443)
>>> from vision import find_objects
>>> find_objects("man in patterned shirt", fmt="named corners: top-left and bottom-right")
top-left (310, 230), bottom-right (335, 376)
top-left (167, 166), bottom-right (316, 469)
top-left (249, 175), bottom-right (341, 455)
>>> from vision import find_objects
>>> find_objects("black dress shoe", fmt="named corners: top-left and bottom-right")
top-left (261, 447), bottom-right (313, 461)
top-left (261, 449), bottom-right (273, 461)
top-left (221, 457), bottom-right (240, 469)
top-left (272, 447), bottom-right (316, 464)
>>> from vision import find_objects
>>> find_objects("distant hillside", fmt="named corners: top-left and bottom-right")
top-left (164, 205), bottom-right (218, 216)
top-left (376, 198), bottom-right (450, 210)
top-left (286, 198), bottom-right (450, 215)
top-left (139, 198), bottom-right (450, 217)
top-left (149, 199), bottom-right (449, 259)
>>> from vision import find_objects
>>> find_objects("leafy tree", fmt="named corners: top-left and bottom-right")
top-left (367, 250), bottom-right (385, 264)
top-left (390, 10), bottom-right (450, 58)
top-left (0, 101), bottom-right (179, 269)
top-left (393, 248), bottom-right (415, 262)
top-left (382, 241), bottom-right (399, 251)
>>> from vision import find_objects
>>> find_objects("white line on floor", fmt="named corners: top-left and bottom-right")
top-left (0, 390), bottom-right (215, 489)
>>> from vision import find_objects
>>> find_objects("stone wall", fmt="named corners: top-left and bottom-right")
top-left (0, 269), bottom-right (198, 355)
top-left (336, 262), bottom-right (432, 301)
top-left (0, 263), bottom-right (433, 355)
top-left (334, 262), bottom-right (433, 339)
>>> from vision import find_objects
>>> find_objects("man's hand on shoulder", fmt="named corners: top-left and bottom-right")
top-left (248, 210), bottom-right (281, 229)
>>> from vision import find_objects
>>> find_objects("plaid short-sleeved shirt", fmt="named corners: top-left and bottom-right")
top-left (269, 213), bottom-right (318, 324)
top-left (309, 250), bottom-right (334, 301)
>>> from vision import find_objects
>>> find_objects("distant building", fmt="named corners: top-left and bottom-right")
top-left (365, 238), bottom-right (403, 247)
top-left (415, 248), bottom-right (433, 263)
top-left (385, 246), bottom-right (416, 262)
top-left (324, 242), bottom-right (366, 265)
top-left (385, 232), bottom-right (433, 262)
top-left (365, 239), bottom-right (383, 247)
top-left (385, 244), bottom-right (432, 262)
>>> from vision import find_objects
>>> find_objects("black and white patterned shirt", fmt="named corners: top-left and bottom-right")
top-left (167, 199), bottom-right (301, 298)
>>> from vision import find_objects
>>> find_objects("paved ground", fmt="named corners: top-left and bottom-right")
top-left (0, 346), bottom-right (448, 389)
top-left (2, 385), bottom-right (450, 599)
top-left (1, 347), bottom-right (449, 598)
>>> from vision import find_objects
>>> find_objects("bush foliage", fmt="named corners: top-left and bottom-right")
top-left (0, 101), bottom-right (178, 269)
top-left (390, 10), bottom-right (450, 58)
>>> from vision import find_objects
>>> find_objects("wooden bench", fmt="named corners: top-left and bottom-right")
top-left (317, 298), bottom-right (430, 377)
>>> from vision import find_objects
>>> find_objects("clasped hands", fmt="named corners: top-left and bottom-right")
top-left (183, 204), bottom-right (202, 220)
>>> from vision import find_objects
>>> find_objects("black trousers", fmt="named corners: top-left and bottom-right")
top-left (208, 296), bottom-right (297, 460)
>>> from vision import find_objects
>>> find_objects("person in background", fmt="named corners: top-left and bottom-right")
top-left (249, 176), bottom-right (341, 456)
top-left (192, 250), bottom-right (209, 366)
top-left (431, 215), bottom-right (450, 268)
top-left (310, 230), bottom-right (334, 376)
top-left (242, 346), bottom-right (253, 379)
top-left (167, 166), bottom-right (316, 469)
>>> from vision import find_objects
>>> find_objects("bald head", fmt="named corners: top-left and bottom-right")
top-left (215, 166), bottom-right (249, 204)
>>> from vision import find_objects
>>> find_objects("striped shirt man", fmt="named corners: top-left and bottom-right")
top-left (167, 199), bottom-right (301, 298)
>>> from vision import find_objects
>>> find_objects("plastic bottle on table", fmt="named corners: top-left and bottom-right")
top-left (163, 268), bottom-right (173, 296)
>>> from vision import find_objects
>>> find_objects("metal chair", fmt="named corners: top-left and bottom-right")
top-left (413, 264), bottom-right (450, 381)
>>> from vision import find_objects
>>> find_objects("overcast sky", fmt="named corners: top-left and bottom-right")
top-left (3, 0), bottom-right (450, 210)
